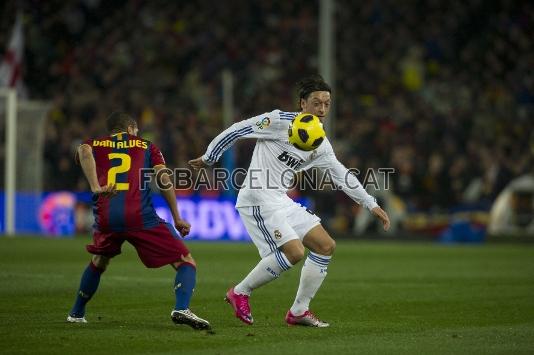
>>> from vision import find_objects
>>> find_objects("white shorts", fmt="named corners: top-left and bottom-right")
top-left (237, 201), bottom-right (321, 258)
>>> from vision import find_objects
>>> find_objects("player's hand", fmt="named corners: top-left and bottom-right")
top-left (188, 156), bottom-right (207, 171)
top-left (175, 219), bottom-right (191, 237)
top-left (371, 206), bottom-right (390, 231)
top-left (92, 184), bottom-right (117, 198)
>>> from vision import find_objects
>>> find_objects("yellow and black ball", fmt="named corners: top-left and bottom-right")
top-left (288, 113), bottom-right (326, 151)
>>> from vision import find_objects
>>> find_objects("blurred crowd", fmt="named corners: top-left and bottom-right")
top-left (1, 0), bottom-right (533, 218)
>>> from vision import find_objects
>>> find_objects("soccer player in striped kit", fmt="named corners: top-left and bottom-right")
top-left (67, 112), bottom-right (210, 330)
top-left (189, 76), bottom-right (390, 327)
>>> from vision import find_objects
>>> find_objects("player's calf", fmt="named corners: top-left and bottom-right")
top-left (68, 260), bottom-right (106, 321)
top-left (91, 255), bottom-right (110, 270)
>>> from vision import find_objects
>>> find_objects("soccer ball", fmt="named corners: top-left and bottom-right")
top-left (288, 113), bottom-right (326, 151)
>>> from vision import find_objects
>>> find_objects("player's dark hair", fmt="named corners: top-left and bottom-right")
top-left (297, 75), bottom-right (331, 101)
top-left (106, 111), bottom-right (136, 133)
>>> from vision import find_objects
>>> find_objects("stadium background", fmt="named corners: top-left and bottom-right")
top-left (2, 0), bottom-right (533, 240)
top-left (0, 1), bottom-right (533, 240)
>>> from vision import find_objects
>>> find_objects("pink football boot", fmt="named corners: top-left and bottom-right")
top-left (225, 287), bottom-right (253, 325)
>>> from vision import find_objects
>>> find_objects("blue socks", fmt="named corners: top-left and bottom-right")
top-left (70, 261), bottom-right (196, 316)
top-left (174, 263), bottom-right (196, 310)
top-left (70, 262), bottom-right (104, 317)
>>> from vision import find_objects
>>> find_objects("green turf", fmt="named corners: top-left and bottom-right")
top-left (0, 237), bottom-right (533, 354)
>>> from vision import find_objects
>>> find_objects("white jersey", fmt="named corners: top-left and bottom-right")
top-left (202, 109), bottom-right (378, 210)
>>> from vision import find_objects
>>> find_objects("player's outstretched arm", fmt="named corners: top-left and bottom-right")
top-left (312, 141), bottom-right (390, 231)
top-left (154, 165), bottom-right (191, 237)
top-left (199, 111), bottom-right (282, 166)
top-left (77, 144), bottom-right (117, 197)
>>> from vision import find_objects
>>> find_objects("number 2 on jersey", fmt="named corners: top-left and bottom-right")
top-left (108, 153), bottom-right (131, 190)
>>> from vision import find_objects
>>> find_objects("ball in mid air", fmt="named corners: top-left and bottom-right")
top-left (288, 113), bottom-right (326, 151)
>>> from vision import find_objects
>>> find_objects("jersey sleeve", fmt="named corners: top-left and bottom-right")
top-left (312, 140), bottom-right (379, 211)
top-left (149, 143), bottom-right (166, 167)
top-left (202, 109), bottom-right (290, 165)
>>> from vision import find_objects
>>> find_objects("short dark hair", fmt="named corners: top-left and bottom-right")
top-left (297, 75), bottom-right (332, 101)
top-left (106, 111), bottom-right (136, 133)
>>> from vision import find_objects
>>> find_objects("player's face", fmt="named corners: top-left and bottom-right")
top-left (127, 124), bottom-right (139, 136)
top-left (300, 91), bottom-right (331, 121)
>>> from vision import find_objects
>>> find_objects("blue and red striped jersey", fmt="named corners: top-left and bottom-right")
top-left (82, 132), bottom-right (166, 232)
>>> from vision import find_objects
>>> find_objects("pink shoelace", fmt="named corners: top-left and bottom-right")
top-left (236, 294), bottom-right (251, 315)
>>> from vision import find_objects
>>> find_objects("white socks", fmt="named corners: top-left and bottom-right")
top-left (290, 252), bottom-right (331, 316)
top-left (234, 250), bottom-right (292, 296)
top-left (233, 249), bottom-right (332, 316)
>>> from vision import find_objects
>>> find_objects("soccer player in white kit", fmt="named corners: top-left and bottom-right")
top-left (189, 75), bottom-right (390, 327)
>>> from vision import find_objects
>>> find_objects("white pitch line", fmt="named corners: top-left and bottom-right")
top-left (0, 272), bottom-right (171, 284)
top-left (0, 272), bottom-right (65, 279)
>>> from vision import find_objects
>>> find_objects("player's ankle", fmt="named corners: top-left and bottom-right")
top-left (233, 285), bottom-right (251, 296)
top-left (289, 306), bottom-right (307, 317)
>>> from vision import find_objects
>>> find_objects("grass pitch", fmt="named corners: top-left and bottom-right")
top-left (0, 236), bottom-right (533, 354)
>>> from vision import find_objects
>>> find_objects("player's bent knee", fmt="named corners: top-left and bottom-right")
top-left (173, 254), bottom-right (196, 269)
top-left (316, 239), bottom-right (336, 256)
top-left (182, 253), bottom-right (195, 264)
top-left (92, 255), bottom-right (110, 270)
top-left (326, 239), bottom-right (336, 255)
